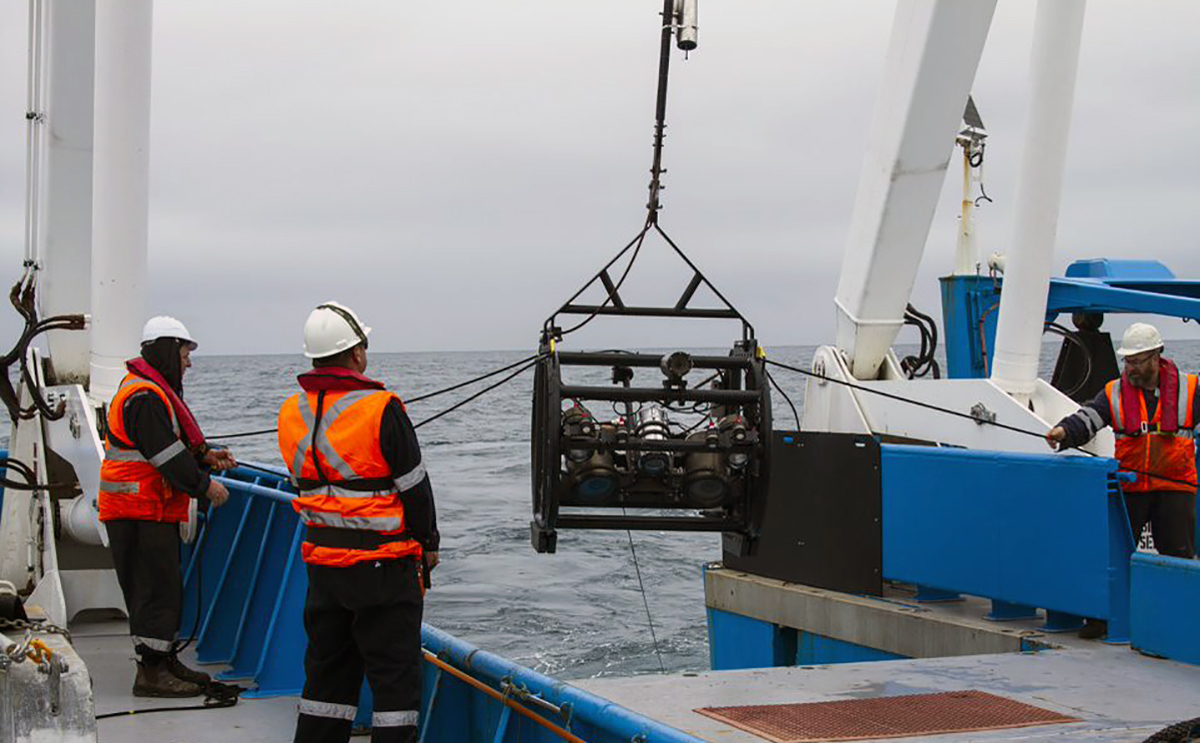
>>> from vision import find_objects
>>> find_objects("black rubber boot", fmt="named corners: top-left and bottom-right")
top-left (166, 653), bottom-right (212, 685)
top-left (1078, 618), bottom-right (1108, 640)
top-left (133, 658), bottom-right (204, 698)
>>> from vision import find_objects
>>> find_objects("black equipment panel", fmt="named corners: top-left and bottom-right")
top-left (722, 432), bottom-right (882, 596)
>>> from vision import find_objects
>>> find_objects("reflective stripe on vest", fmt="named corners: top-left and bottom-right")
top-left (1106, 375), bottom-right (1198, 493)
top-left (286, 390), bottom-right (379, 480)
top-left (278, 387), bottom-right (423, 566)
top-left (98, 374), bottom-right (191, 523)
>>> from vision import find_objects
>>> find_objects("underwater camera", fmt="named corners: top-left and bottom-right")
top-left (530, 343), bottom-right (772, 554)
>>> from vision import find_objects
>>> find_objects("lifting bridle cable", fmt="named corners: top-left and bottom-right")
top-left (206, 353), bottom-right (549, 441)
top-left (764, 357), bottom-right (1199, 489)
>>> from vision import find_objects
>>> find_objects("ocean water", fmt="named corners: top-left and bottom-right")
top-left (7, 338), bottom-right (1200, 680)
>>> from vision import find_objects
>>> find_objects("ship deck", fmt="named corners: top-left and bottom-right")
top-left (74, 600), bottom-right (1200, 743)
top-left (576, 594), bottom-right (1200, 743)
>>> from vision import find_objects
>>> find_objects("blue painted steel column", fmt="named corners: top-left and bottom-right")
top-left (706, 608), bottom-right (795, 670)
top-left (939, 274), bottom-right (1001, 379)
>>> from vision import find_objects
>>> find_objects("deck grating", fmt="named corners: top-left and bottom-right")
top-left (694, 690), bottom-right (1080, 742)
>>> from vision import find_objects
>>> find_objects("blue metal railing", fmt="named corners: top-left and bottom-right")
top-left (186, 463), bottom-right (702, 741)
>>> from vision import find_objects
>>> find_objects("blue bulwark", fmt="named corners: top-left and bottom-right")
top-left (707, 608), bottom-right (905, 669)
top-left (1131, 553), bottom-right (1200, 666)
top-left (880, 445), bottom-right (1134, 640)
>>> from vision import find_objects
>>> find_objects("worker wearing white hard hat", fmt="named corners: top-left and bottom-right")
top-left (1046, 322), bottom-right (1199, 637)
top-left (97, 315), bottom-right (238, 697)
top-left (279, 301), bottom-right (439, 743)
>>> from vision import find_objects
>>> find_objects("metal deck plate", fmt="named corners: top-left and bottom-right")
top-left (695, 690), bottom-right (1080, 742)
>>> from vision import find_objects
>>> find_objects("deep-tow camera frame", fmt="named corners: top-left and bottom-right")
top-left (531, 342), bottom-right (772, 554)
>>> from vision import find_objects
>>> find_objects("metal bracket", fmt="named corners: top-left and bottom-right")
top-left (969, 402), bottom-right (997, 425)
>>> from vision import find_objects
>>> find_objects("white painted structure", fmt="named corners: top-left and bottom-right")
top-left (806, 0), bottom-right (1107, 457)
top-left (832, 0), bottom-right (996, 382)
top-left (35, 0), bottom-right (95, 385)
top-left (989, 0), bottom-right (1087, 400)
top-left (89, 0), bottom-right (153, 407)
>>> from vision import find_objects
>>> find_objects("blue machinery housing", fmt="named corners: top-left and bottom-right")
top-left (178, 465), bottom-right (704, 743)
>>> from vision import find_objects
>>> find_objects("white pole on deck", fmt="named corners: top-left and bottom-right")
top-left (832, 0), bottom-right (996, 380)
top-left (990, 0), bottom-right (1087, 399)
top-left (40, 0), bottom-right (96, 385)
top-left (90, 0), bottom-right (153, 405)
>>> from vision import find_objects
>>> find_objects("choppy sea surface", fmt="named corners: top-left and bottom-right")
top-left (6, 339), bottom-right (1200, 680)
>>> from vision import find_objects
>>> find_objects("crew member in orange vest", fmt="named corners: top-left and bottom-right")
top-left (99, 316), bottom-right (237, 697)
top-left (1047, 322), bottom-right (1198, 636)
top-left (279, 301), bottom-right (438, 743)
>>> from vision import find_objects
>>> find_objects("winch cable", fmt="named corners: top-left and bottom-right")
top-left (766, 369), bottom-right (800, 430)
top-left (411, 356), bottom-right (542, 430)
top-left (764, 357), bottom-right (1199, 489)
top-left (206, 353), bottom-right (549, 441)
top-left (623, 513), bottom-right (666, 675)
top-left (545, 0), bottom-right (755, 344)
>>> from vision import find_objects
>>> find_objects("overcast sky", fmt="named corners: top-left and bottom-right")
top-left (1, 1), bottom-right (1198, 357)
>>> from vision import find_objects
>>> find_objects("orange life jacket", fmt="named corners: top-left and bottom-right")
top-left (278, 388), bottom-right (423, 567)
top-left (98, 374), bottom-right (192, 523)
top-left (1107, 373), bottom-right (1198, 493)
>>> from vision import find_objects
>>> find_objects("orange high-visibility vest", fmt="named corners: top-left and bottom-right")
top-left (98, 374), bottom-right (191, 523)
top-left (1107, 374), bottom-right (1198, 493)
top-left (278, 388), bottom-right (423, 567)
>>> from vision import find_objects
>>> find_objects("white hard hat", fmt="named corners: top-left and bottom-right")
top-left (141, 316), bottom-right (198, 350)
top-left (1117, 322), bottom-right (1164, 357)
top-left (303, 301), bottom-right (372, 359)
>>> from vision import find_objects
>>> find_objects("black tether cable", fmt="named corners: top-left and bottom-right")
top-left (766, 369), bottom-right (800, 430)
top-left (407, 352), bottom-right (545, 403)
top-left (764, 357), bottom-right (1199, 489)
top-left (205, 354), bottom-right (549, 440)
top-left (412, 357), bottom-right (542, 430)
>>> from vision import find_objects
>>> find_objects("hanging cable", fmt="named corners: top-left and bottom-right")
top-left (766, 369), bottom-right (800, 430)
top-left (413, 357), bottom-right (541, 430)
top-left (899, 303), bottom-right (941, 380)
top-left (1044, 321), bottom-right (1094, 399)
top-left (623, 513), bottom-right (666, 675)
top-left (206, 353), bottom-right (551, 440)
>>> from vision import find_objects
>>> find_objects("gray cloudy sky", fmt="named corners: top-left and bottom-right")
top-left (1, 1), bottom-right (1198, 357)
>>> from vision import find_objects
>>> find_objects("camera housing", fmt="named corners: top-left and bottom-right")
top-left (530, 343), bottom-right (771, 554)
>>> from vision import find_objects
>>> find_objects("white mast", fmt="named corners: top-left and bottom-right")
top-left (989, 0), bottom-right (1087, 399)
top-left (38, 0), bottom-right (96, 385)
top-left (90, 0), bottom-right (154, 405)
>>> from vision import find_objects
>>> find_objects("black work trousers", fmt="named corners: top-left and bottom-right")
top-left (294, 558), bottom-right (423, 743)
top-left (1126, 491), bottom-right (1196, 558)
top-left (106, 519), bottom-right (183, 656)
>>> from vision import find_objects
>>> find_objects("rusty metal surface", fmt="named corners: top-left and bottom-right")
top-left (695, 690), bottom-right (1080, 742)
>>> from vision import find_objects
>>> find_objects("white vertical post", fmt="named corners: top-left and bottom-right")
top-left (953, 151), bottom-right (977, 275)
top-left (41, 0), bottom-right (96, 385)
top-left (833, 0), bottom-right (996, 380)
top-left (990, 0), bottom-right (1087, 398)
top-left (90, 0), bottom-right (153, 405)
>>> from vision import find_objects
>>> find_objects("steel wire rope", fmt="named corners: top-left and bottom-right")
top-left (552, 220), bottom-right (653, 339)
top-left (206, 353), bottom-right (549, 440)
top-left (623, 511), bottom-right (666, 675)
top-left (763, 357), bottom-right (1199, 489)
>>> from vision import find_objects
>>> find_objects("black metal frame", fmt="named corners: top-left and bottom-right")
top-left (530, 345), bottom-right (772, 553)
